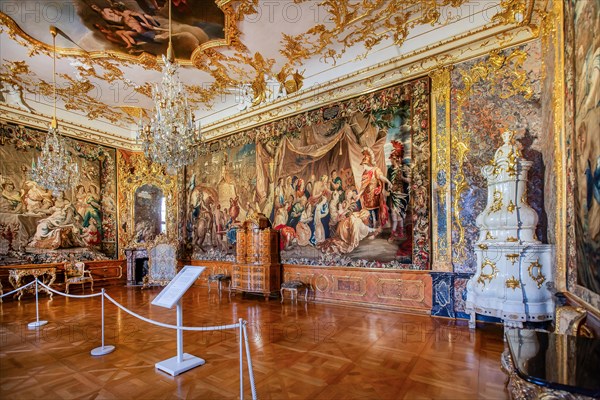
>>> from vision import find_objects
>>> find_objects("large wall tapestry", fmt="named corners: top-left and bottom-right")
top-left (566, 0), bottom-right (600, 304)
top-left (0, 122), bottom-right (117, 265)
top-left (185, 77), bottom-right (431, 269)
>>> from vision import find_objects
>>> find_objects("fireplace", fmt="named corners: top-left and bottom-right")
top-left (125, 248), bottom-right (148, 286)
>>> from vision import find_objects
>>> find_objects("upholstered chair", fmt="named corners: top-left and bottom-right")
top-left (65, 261), bottom-right (94, 294)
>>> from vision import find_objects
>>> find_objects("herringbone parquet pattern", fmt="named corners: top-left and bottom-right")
top-left (0, 286), bottom-right (508, 399)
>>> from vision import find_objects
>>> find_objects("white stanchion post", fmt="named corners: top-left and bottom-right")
top-left (240, 318), bottom-right (244, 400)
top-left (242, 321), bottom-right (257, 400)
top-left (155, 299), bottom-right (205, 376)
top-left (28, 279), bottom-right (48, 329)
top-left (91, 289), bottom-right (115, 356)
top-left (177, 300), bottom-right (183, 363)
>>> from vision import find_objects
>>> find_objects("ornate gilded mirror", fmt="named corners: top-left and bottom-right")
top-left (117, 152), bottom-right (178, 255)
top-left (134, 184), bottom-right (165, 243)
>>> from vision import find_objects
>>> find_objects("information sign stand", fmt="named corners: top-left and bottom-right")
top-left (151, 266), bottom-right (205, 376)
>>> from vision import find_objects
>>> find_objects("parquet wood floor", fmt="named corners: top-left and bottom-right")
top-left (0, 286), bottom-right (509, 399)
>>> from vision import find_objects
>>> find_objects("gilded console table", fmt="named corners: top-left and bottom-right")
top-left (9, 266), bottom-right (57, 301)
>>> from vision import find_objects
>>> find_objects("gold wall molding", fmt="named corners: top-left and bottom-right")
top-left (546, 0), bottom-right (566, 291)
top-left (430, 66), bottom-right (453, 272)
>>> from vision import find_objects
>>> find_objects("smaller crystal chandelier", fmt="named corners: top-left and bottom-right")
top-left (30, 26), bottom-right (79, 196)
top-left (138, 0), bottom-right (201, 170)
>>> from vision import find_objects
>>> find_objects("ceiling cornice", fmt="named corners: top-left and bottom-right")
top-left (202, 23), bottom-right (539, 140)
top-left (0, 104), bottom-right (140, 150)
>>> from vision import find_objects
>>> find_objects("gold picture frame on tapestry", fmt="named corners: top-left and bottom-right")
top-left (117, 151), bottom-right (178, 255)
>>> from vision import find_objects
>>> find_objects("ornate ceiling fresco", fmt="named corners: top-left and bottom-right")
top-left (0, 0), bottom-right (542, 147)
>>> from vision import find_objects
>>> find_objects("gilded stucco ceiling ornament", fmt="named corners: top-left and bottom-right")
top-left (0, 60), bottom-right (34, 90)
top-left (134, 83), bottom-right (153, 99)
top-left (493, 0), bottom-right (528, 26)
top-left (0, 57), bottom-right (137, 126)
top-left (1, 0), bottom-right (541, 140)
top-left (492, 0), bottom-right (540, 35)
top-left (119, 106), bottom-right (146, 120)
top-left (55, 74), bottom-right (129, 123)
top-left (280, 0), bottom-right (469, 67)
top-left (276, 67), bottom-right (304, 96)
top-left (249, 53), bottom-right (277, 106)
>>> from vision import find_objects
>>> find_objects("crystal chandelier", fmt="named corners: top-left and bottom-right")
top-left (138, 0), bottom-right (201, 170)
top-left (30, 26), bottom-right (79, 196)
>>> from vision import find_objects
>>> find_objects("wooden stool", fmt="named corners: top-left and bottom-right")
top-left (208, 274), bottom-right (232, 294)
top-left (280, 281), bottom-right (308, 303)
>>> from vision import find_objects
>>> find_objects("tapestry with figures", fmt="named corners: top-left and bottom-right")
top-left (0, 122), bottom-right (117, 265)
top-left (185, 77), bottom-right (430, 269)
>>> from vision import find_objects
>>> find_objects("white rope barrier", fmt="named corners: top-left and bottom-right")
top-left (104, 292), bottom-right (256, 399)
top-left (103, 292), bottom-right (241, 331)
top-left (0, 280), bottom-right (36, 298)
top-left (37, 280), bottom-right (103, 298)
top-left (3, 278), bottom-right (257, 399)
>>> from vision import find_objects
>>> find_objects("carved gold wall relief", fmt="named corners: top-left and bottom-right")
top-left (430, 66), bottom-right (453, 271)
top-left (280, 0), bottom-right (469, 66)
top-left (540, 0), bottom-right (566, 291)
top-left (452, 47), bottom-right (535, 262)
top-left (117, 151), bottom-right (178, 256)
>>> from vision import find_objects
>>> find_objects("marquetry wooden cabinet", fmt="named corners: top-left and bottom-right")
top-left (85, 260), bottom-right (126, 287)
top-left (232, 214), bottom-right (281, 299)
